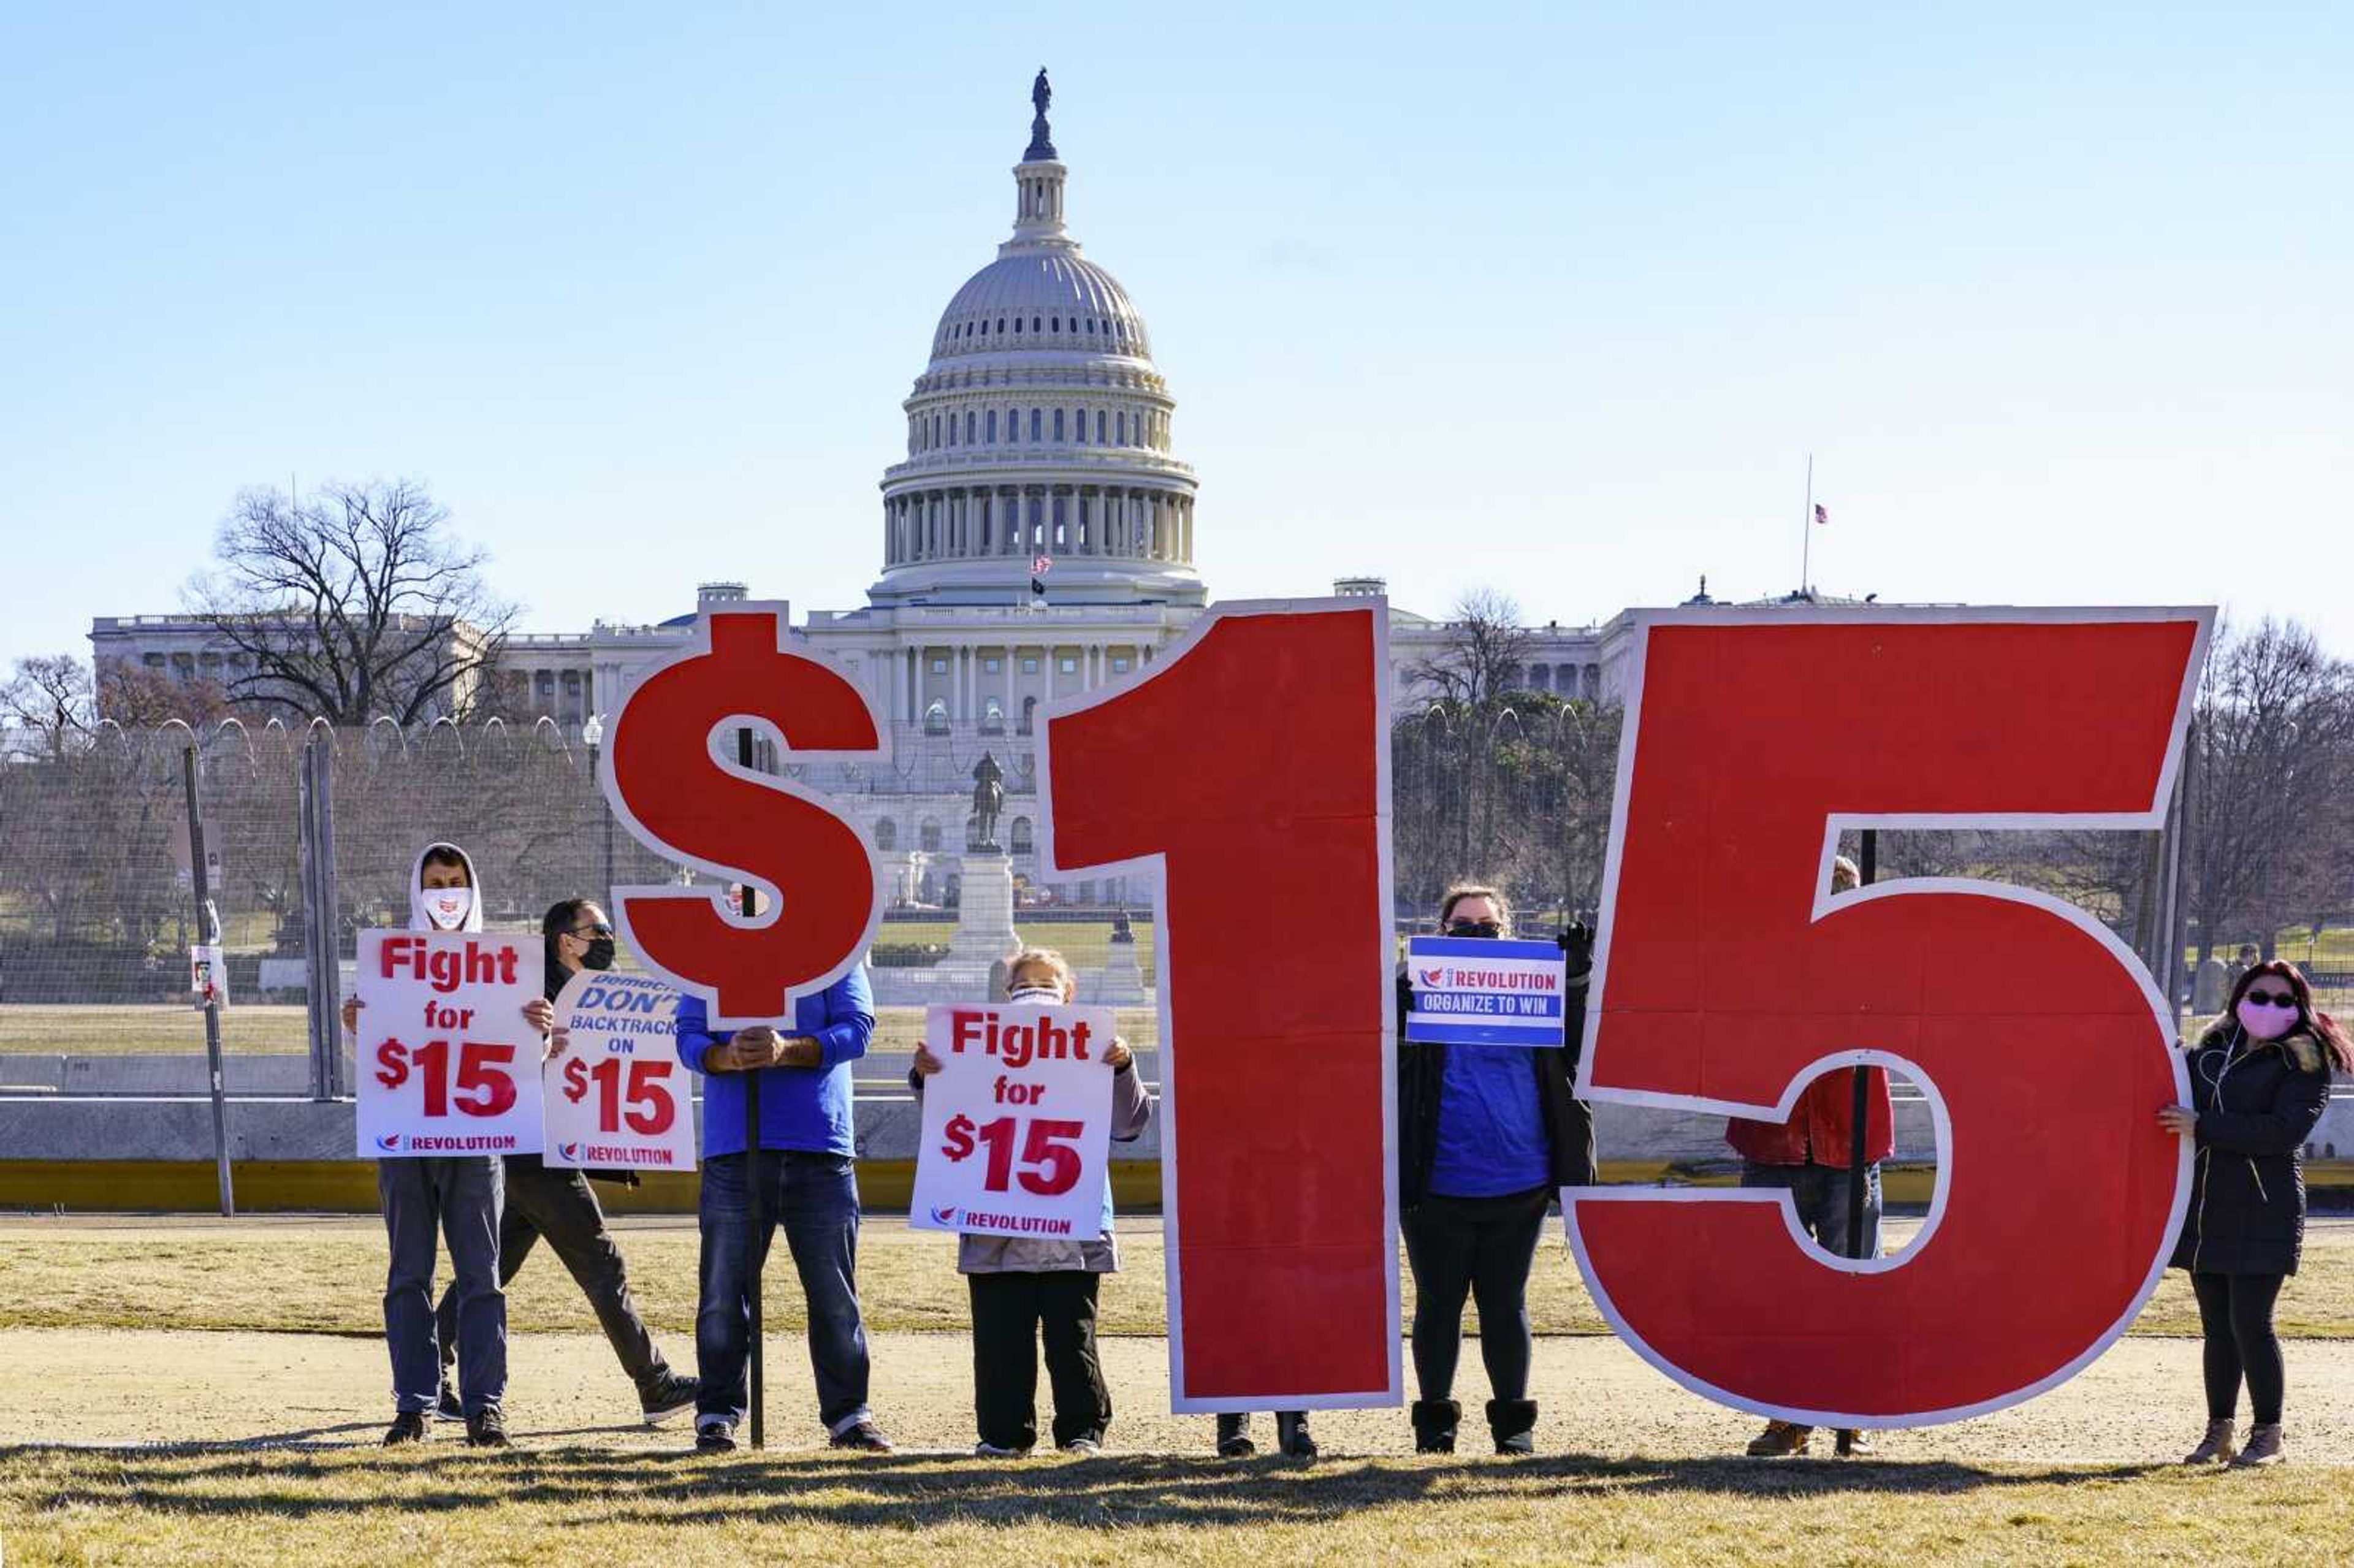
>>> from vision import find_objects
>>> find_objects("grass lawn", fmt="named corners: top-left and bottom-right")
top-left (2, 1217), bottom-right (2348, 1341)
top-left (1, 1444), bottom-right (2348, 1567)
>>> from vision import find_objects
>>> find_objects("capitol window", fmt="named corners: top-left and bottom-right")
top-left (1095, 410), bottom-right (1106, 443)
top-left (1116, 410), bottom-right (1127, 444)
top-left (1074, 408), bottom-right (1086, 444)
top-left (873, 818), bottom-right (898, 851)
top-left (1029, 408), bottom-right (1042, 441)
top-left (983, 656), bottom-right (1002, 673)
top-left (964, 411), bottom-right (975, 442)
top-left (1051, 316), bottom-right (1061, 332)
top-left (996, 318), bottom-right (1005, 333)
top-left (986, 409), bottom-right (997, 443)
top-left (1031, 317), bottom-right (1041, 332)
top-left (1058, 657), bottom-right (1078, 675)
top-left (1053, 409), bottom-right (1065, 441)
top-left (1021, 657), bottom-right (1040, 674)
top-left (1111, 656), bottom-right (1131, 674)
top-left (930, 657), bottom-right (948, 674)
top-left (1012, 316), bottom-right (1023, 333)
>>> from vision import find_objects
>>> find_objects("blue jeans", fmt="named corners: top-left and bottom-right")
top-left (696, 1150), bottom-right (872, 1436)
top-left (379, 1155), bottom-right (505, 1416)
top-left (1740, 1160), bottom-right (1883, 1260)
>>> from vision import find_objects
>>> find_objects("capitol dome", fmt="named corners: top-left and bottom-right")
top-left (870, 73), bottom-right (1202, 608)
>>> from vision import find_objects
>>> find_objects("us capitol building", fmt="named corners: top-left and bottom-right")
top-left (91, 75), bottom-right (1610, 910)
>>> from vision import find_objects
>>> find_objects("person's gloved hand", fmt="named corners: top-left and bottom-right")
top-left (1558, 919), bottom-right (1594, 977)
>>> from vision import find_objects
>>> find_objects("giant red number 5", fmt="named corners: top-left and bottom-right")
top-left (1567, 608), bottom-right (2209, 1425)
top-left (1041, 601), bottom-right (1398, 1410)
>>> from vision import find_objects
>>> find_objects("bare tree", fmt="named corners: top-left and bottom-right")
top-left (94, 661), bottom-right (229, 729)
top-left (2184, 618), bottom-right (2354, 961)
top-left (186, 479), bottom-right (516, 725)
top-left (1410, 588), bottom-right (1535, 710)
top-left (1, 654), bottom-right (96, 759)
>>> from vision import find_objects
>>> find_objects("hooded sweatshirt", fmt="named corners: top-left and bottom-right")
top-left (408, 842), bottom-right (484, 934)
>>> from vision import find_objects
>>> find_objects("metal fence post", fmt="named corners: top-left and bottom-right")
top-left (181, 742), bottom-right (235, 1216)
top-left (299, 729), bottom-right (346, 1100)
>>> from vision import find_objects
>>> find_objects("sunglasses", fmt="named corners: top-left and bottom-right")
top-left (569, 923), bottom-right (614, 939)
top-left (1446, 919), bottom-right (1502, 937)
top-left (2244, 989), bottom-right (2297, 1008)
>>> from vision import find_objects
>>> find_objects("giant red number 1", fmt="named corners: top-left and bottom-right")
top-left (1567, 608), bottom-right (2209, 1425)
top-left (1041, 601), bottom-right (1399, 1410)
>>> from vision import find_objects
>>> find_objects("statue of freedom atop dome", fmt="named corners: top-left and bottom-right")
top-left (1026, 68), bottom-right (1056, 161)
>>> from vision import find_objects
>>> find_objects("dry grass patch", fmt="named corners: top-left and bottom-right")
top-left (1, 1217), bottom-right (2348, 1340)
top-left (1, 1446), bottom-right (2349, 1567)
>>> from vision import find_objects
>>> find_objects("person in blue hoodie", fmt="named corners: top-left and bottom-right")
top-left (674, 931), bottom-right (888, 1453)
top-left (910, 947), bottom-right (1151, 1456)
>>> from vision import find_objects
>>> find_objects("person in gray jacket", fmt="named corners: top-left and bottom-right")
top-left (911, 947), bottom-right (1151, 1455)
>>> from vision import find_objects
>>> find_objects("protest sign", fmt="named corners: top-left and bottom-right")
top-left (188, 944), bottom-right (227, 1009)
top-left (1039, 598), bottom-right (1399, 1412)
top-left (1403, 936), bottom-right (1566, 1046)
top-left (1566, 606), bottom-right (2207, 1428)
top-left (544, 970), bottom-right (696, 1172)
top-left (354, 930), bottom-right (544, 1158)
top-left (910, 1002), bottom-right (1116, 1240)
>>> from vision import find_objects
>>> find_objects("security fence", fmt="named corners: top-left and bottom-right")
top-left (0, 712), bottom-right (2339, 1094)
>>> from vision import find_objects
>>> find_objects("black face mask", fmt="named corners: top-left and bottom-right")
top-left (581, 938), bottom-right (617, 971)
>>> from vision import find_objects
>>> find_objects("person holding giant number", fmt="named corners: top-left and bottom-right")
top-left (428, 899), bottom-right (698, 1428)
top-left (1396, 885), bottom-right (1595, 1455)
top-left (676, 942), bottom-right (892, 1453)
top-left (2161, 961), bottom-right (2349, 1467)
top-left (343, 842), bottom-right (549, 1449)
top-left (1727, 853), bottom-right (1892, 1460)
top-left (911, 947), bottom-right (1151, 1456)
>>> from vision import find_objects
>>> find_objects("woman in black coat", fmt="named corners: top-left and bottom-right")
top-left (2160, 960), bottom-right (2348, 1467)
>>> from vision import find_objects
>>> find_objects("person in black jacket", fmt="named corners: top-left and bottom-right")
top-left (2160, 959), bottom-right (2348, 1467)
top-left (1396, 885), bottom-right (1596, 1455)
top-left (431, 899), bottom-right (699, 1426)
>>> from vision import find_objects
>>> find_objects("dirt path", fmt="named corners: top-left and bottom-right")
top-left (4, 1327), bottom-right (2349, 1464)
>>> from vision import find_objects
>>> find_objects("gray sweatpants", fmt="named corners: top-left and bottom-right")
top-left (378, 1156), bottom-right (506, 1417)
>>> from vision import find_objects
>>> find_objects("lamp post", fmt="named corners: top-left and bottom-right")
top-left (582, 713), bottom-right (611, 901)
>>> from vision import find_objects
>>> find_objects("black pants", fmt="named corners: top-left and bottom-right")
top-left (2193, 1271), bottom-right (2287, 1424)
top-left (1401, 1186), bottom-right (1551, 1404)
top-left (968, 1271), bottom-right (1110, 1450)
top-left (435, 1157), bottom-right (671, 1398)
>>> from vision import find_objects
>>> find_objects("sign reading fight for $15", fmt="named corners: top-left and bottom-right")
top-left (910, 1002), bottom-right (1116, 1239)
top-left (543, 970), bottom-right (696, 1172)
top-left (354, 931), bottom-right (544, 1158)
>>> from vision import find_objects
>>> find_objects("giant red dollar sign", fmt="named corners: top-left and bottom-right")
top-left (603, 605), bottom-right (884, 1025)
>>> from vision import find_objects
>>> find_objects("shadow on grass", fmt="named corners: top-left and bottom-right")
top-left (3, 1448), bottom-right (2179, 1531)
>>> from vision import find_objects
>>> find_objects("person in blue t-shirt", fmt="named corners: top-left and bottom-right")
top-left (1395, 884), bottom-right (1595, 1455)
top-left (675, 957), bottom-right (891, 1455)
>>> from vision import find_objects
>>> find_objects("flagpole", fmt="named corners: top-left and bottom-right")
top-left (1800, 453), bottom-right (1814, 598)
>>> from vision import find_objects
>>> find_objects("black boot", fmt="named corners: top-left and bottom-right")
top-left (1487, 1399), bottom-right (1537, 1456)
top-left (1215, 1413), bottom-right (1255, 1458)
top-left (1411, 1398), bottom-right (1460, 1454)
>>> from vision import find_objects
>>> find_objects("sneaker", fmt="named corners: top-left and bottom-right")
top-left (695, 1421), bottom-right (738, 1455)
top-left (1745, 1420), bottom-right (1814, 1457)
top-left (1216, 1413), bottom-right (1255, 1458)
top-left (1060, 1436), bottom-right (1102, 1455)
top-left (640, 1372), bottom-right (701, 1428)
top-left (464, 1408), bottom-right (511, 1449)
top-left (831, 1420), bottom-right (896, 1453)
top-left (383, 1410), bottom-right (429, 1447)
top-left (1276, 1412), bottom-right (1317, 1460)
top-left (2231, 1423), bottom-right (2285, 1467)
top-left (973, 1440), bottom-right (1031, 1458)
top-left (2183, 1418), bottom-right (2238, 1466)
top-left (435, 1378), bottom-right (463, 1422)
top-left (1834, 1428), bottom-right (1874, 1458)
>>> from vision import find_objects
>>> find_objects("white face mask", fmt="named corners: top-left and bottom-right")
top-left (425, 887), bottom-right (474, 931)
top-left (1007, 985), bottom-right (1062, 1008)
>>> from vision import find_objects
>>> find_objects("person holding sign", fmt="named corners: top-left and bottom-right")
top-left (2162, 961), bottom-right (2349, 1467)
top-left (429, 899), bottom-right (698, 1428)
top-left (1396, 885), bottom-right (1594, 1455)
top-left (909, 948), bottom-right (1150, 1456)
top-left (675, 953), bottom-right (891, 1453)
top-left (1726, 854), bottom-right (1893, 1460)
top-left (343, 842), bottom-right (549, 1449)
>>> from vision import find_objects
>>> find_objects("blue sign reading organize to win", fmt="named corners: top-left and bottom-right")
top-left (1402, 935), bottom-right (1568, 1047)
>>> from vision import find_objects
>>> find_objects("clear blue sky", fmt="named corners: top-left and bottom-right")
top-left (4, 2), bottom-right (2349, 669)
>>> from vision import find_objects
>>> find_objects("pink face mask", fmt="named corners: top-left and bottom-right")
top-left (2236, 997), bottom-right (2299, 1041)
